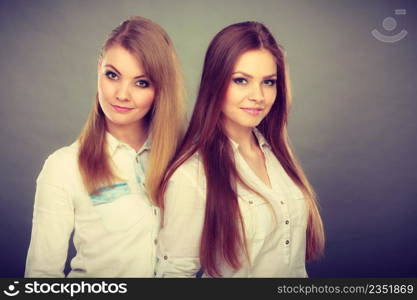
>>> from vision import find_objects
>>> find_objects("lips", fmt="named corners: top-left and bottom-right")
top-left (111, 104), bottom-right (134, 113)
top-left (240, 107), bottom-right (263, 116)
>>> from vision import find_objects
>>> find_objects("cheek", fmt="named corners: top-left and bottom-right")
top-left (264, 97), bottom-right (276, 116)
top-left (223, 85), bottom-right (244, 112)
top-left (132, 89), bottom-right (156, 108)
top-left (225, 85), bottom-right (245, 104)
top-left (265, 88), bottom-right (277, 105)
top-left (98, 77), bottom-right (114, 101)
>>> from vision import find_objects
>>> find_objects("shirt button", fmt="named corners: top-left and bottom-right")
top-left (248, 201), bottom-right (253, 205)
top-left (136, 156), bottom-right (139, 163)
top-left (154, 208), bottom-right (157, 215)
top-left (280, 201), bottom-right (284, 205)
top-left (164, 255), bottom-right (168, 260)
top-left (154, 271), bottom-right (157, 276)
top-left (285, 220), bottom-right (289, 225)
top-left (154, 239), bottom-right (158, 245)
top-left (285, 240), bottom-right (290, 245)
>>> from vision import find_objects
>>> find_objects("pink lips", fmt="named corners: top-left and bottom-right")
top-left (111, 105), bottom-right (133, 113)
top-left (240, 108), bottom-right (263, 116)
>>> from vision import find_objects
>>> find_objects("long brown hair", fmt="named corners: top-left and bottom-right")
top-left (78, 16), bottom-right (185, 202)
top-left (158, 21), bottom-right (324, 277)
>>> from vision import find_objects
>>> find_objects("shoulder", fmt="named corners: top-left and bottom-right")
top-left (43, 141), bottom-right (79, 168)
top-left (165, 152), bottom-right (207, 207)
top-left (169, 152), bottom-right (205, 185)
top-left (166, 152), bottom-right (208, 200)
top-left (37, 141), bottom-right (80, 184)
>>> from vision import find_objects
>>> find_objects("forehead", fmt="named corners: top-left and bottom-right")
top-left (101, 45), bottom-right (145, 76)
top-left (233, 49), bottom-right (277, 76)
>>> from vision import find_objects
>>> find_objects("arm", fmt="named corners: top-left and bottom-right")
top-left (25, 152), bottom-right (75, 278)
top-left (156, 161), bottom-right (206, 278)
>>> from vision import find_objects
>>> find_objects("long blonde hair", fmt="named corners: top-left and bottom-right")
top-left (78, 16), bottom-right (185, 202)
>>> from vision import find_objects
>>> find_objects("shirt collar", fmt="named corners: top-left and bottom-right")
top-left (228, 136), bottom-right (240, 151)
top-left (106, 131), bottom-right (152, 157)
top-left (253, 127), bottom-right (270, 148)
top-left (228, 127), bottom-right (270, 151)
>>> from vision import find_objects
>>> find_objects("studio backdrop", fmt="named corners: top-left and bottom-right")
top-left (0, 0), bottom-right (416, 277)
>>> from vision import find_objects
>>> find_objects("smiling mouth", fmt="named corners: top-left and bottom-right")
top-left (111, 105), bottom-right (134, 113)
top-left (240, 107), bottom-right (264, 116)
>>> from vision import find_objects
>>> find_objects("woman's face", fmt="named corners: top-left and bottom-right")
top-left (97, 45), bottom-right (155, 130)
top-left (222, 48), bottom-right (277, 133)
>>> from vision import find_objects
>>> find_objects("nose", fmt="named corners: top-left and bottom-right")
top-left (248, 83), bottom-right (265, 103)
top-left (116, 81), bottom-right (130, 102)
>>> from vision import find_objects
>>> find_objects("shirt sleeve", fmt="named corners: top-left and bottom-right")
top-left (25, 151), bottom-right (75, 278)
top-left (155, 160), bottom-right (206, 278)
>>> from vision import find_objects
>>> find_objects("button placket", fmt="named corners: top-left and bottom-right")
top-left (278, 197), bottom-right (291, 248)
top-left (151, 206), bottom-right (159, 261)
top-left (261, 147), bottom-right (274, 189)
top-left (134, 155), bottom-right (144, 187)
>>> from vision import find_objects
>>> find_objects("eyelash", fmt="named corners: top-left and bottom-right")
top-left (105, 71), bottom-right (118, 80)
top-left (136, 80), bottom-right (150, 88)
top-left (233, 77), bottom-right (248, 85)
top-left (232, 77), bottom-right (276, 86)
top-left (105, 71), bottom-right (151, 88)
top-left (264, 79), bottom-right (276, 86)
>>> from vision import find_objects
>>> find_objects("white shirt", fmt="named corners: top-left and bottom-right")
top-left (156, 129), bottom-right (308, 277)
top-left (25, 133), bottom-right (159, 278)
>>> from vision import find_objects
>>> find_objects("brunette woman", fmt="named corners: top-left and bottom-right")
top-left (156, 21), bottom-right (324, 277)
top-left (25, 16), bottom-right (185, 277)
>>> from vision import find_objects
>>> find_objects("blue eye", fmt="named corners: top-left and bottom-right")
top-left (233, 77), bottom-right (248, 85)
top-left (105, 71), bottom-right (118, 80)
top-left (264, 79), bottom-right (276, 86)
top-left (136, 80), bottom-right (150, 88)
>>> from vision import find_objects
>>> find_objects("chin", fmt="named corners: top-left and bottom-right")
top-left (241, 118), bottom-right (263, 128)
top-left (223, 114), bottom-right (263, 132)
top-left (106, 116), bottom-right (138, 127)
top-left (235, 121), bottom-right (260, 130)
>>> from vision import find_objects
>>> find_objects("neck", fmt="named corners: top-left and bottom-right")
top-left (106, 120), bottom-right (148, 152)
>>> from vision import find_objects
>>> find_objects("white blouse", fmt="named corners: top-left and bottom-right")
top-left (156, 129), bottom-right (308, 277)
top-left (25, 133), bottom-right (159, 278)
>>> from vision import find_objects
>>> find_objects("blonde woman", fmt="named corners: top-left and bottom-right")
top-left (25, 16), bottom-right (185, 277)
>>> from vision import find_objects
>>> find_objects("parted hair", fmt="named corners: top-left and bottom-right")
top-left (78, 16), bottom-right (185, 203)
top-left (158, 21), bottom-right (324, 276)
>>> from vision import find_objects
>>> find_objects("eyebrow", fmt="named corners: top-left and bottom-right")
top-left (232, 71), bottom-right (277, 79)
top-left (104, 64), bottom-right (147, 79)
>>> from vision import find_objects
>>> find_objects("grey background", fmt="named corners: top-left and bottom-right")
top-left (0, 0), bottom-right (416, 277)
